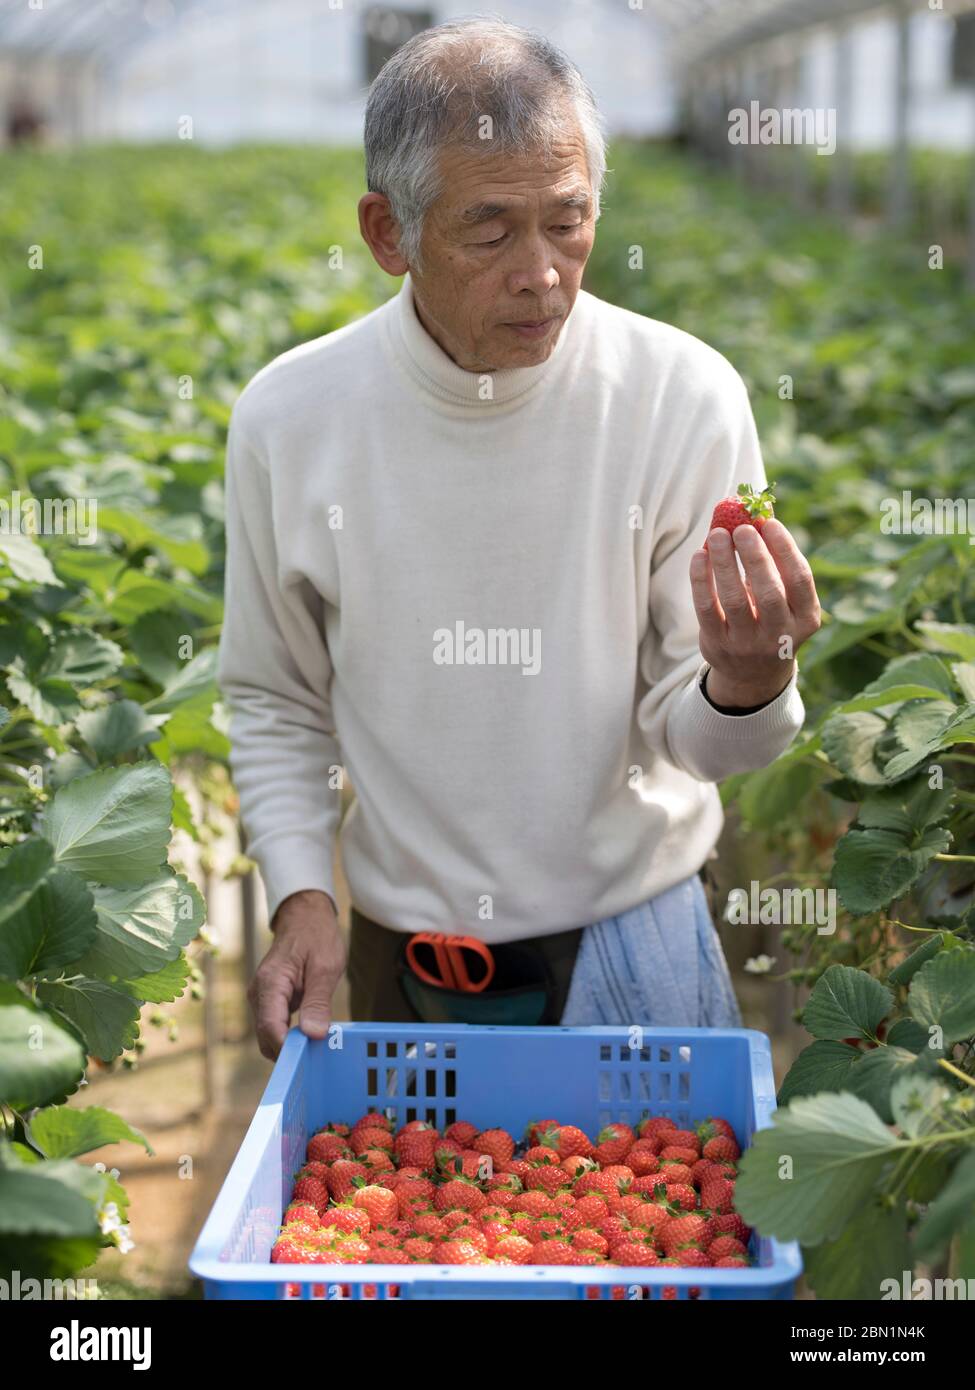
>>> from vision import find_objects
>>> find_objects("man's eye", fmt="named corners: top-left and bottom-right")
top-left (477, 233), bottom-right (506, 246)
top-left (555, 224), bottom-right (582, 233)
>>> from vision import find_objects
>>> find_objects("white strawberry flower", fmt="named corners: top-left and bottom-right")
top-left (744, 954), bottom-right (776, 974)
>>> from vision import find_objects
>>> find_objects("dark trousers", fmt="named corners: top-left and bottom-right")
top-left (347, 906), bottom-right (584, 1023)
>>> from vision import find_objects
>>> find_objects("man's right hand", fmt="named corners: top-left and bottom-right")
top-left (248, 889), bottom-right (346, 1061)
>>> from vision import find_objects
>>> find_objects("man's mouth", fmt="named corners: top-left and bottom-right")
top-left (502, 316), bottom-right (560, 340)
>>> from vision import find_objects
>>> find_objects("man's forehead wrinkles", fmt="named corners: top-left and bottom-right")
top-left (457, 189), bottom-right (593, 223)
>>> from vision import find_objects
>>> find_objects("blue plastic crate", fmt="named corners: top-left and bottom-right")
top-left (189, 1023), bottom-right (801, 1300)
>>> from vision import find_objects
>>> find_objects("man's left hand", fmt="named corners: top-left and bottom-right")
top-left (689, 518), bottom-right (822, 709)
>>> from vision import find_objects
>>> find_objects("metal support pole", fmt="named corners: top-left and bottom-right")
top-left (202, 871), bottom-right (219, 1110)
top-left (828, 20), bottom-right (854, 218)
top-left (888, 2), bottom-right (911, 229)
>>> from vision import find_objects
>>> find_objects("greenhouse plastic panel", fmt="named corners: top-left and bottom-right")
top-left (189, 1024), bottom-right (802, 1300)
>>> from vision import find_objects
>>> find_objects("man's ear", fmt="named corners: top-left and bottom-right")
top-left (358, 193), bottom-right (409, 276)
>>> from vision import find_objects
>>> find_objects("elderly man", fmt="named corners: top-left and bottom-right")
top-left (217, 19), bottom-right (821, 1060)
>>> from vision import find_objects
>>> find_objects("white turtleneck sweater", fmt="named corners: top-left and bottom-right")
top-left (217, 275), bottom-right (805, 942)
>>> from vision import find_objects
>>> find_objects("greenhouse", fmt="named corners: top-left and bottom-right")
top-left (1, 0), bottom-right (974, 1338)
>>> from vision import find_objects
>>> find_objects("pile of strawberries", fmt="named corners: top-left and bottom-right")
top-left (271, 1112), bottom-right (752, 1270)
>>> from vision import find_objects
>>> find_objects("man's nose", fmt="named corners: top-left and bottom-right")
top-left (507, 248), bottom-right (560, 297)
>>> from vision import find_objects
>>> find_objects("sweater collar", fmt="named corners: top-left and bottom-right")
top-left (386, 273), bottom-right (572, 410)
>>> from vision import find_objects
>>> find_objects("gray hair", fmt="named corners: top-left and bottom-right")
top-left (364, 16), bottom-right (607, 268)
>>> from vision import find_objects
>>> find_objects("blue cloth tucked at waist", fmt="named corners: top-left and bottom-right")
top-left (560, 872), bottom-right (742, 1028)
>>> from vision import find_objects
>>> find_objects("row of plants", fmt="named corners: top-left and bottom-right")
top-left (586, 146), bottom-right (975, 1296)
top-left (0, 145), bottom-right (390, 1282)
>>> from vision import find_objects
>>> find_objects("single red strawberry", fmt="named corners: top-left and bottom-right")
top-left (352, 1112), bottom-right (393, 1133)
top-left (700, 1177), bottom-right (735, 1214)
top-left (292, 1172), bottom-right (329, 1211)
top-left (612, 1242), bottom-right (660, 1267)
top-left (709, 1211), bottom-right (751, 1245)
top-left (659, 1145), bottom-right (699, 1167)
top-left (708, 482), bottom-right (776, 537)
top-left (440, 1238), bottom-right (486, 1265)
top-left (325, 1205), bottom-right (371, 1235)
top-left (661, 1211), bottom-right (708, 1255)
top-left (350, 1126), bottom-right (394, 1156)
top-left (351, 1182), bottom-right (398, 1227)
top-left (574, 1193), bottom-right (610, 1225)
top-left (395, 1118), bottom-right (437, 1137)
top-left (271, 1236), bottom-right (304, 1263)
top-left (325, 1159), bottom-right (369, 1201)
top-left (674, 1246), bottom-right (710, 1268)
top-left (359, 1148), bottom-right (395, 1174)
top-left (666, 1183), bottom-right (699, 1213)
top-left (402, 1235), bottom-right (434, 1261)
top-left (637, 1116), bottom-right (677, 1142)
top-left (658, 1161), bottom-right (694, 1187)
top-left (714, 1255), bottom-right (750, 1268)
top-left (572, 1228), bottom-right (609, 1257)
top-left (625, 1145), bottom-right (660, 1177)
top-left (306, 1131), bottom-right (352, 1164)
top-left (283, 1202), bottom-right (319, 1227)
top-left (444, 1121), bottom-right (479, 1148)
top-left (530, 1238), bottom-right (575, 1265)
top-left (510, 1190), bottom-right (555, 1217)
top-left (486, 1171), bottom-right (523, 1196)
top-left (542, 1124), bottom-right (594, 1160)
top-left (434, 1179), bottom-right (486, 1214)
top-left (395, 1129), bottom-right (438, 1168)
top-left (494, 1234), bottom-right (534, 1264)
top-left (413, 1211), bottom-right (448, 1239)
top-left (703, 1135), bottom-right (741, 1164)
top-left (593, 1123), bottom-right (635, 1166)
top-left (334, 1235), bottom-right (372, 1265)
top-left (526, 1118), bottom-right (560, 1147)
top-left (523, 1145), bottom-right (561, 1167)
top-left (663, 1129), bottom-right (701, 1154)
top-left (476, 1128), bottom-right (515, 1167)
top-left (695, 1116), bottom-right (736, 1145)
top-left (525, 1164), bottom-right (572, 1195)
top-left (708, 1235), bottom-right (749, 1261)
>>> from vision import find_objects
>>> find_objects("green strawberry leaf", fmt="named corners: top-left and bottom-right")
top-left (777, 1040), bottom-right (862, 1106)
top-left (0, 866), bottom-right (97, 981)
top-left (914, 1150), bottom-right (975, 1262)
top-left (40, 761), bottom-right (173, 887)
top-left (803, 1198), bottom-right (909, 1301)
top-left (35, 978), bottom-right (141, 1062)
top-left (820, 711), bottom-right (889, 785)
top-left (832, 823), bottom-right (951, 915)
top-left (734, 1092), bottom-right (902, 1246)
top-left (0, 984), bottom-right (87, 1109)
top-left (801, 965), bottom-right (893, 1042)
top-left (27, 1105), bottom-right (153, 1159)
top-left (76, 700), bottom-right (166, 762)
top-left (888, 934), bottom-right (945, 987)
top-left (908, 950), bottom-right (975, 1044)
top-left (845, 1046), bottom-right (919, 1124)
top-left (76, 871), bottom-right (204, 980)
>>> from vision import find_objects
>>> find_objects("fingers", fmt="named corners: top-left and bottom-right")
top-left (248, 968), bottom-right (294, 1061)
top-left (706, 529), bottom-right (755, 632)
top-left (733, 525), bottom-right (791, 635)
top-left (299, 961), bottom-right (337, 1041)
top-left (689, 545), bottom-right (727, 641)
top-left (761, 519), bottom-right (821, 629)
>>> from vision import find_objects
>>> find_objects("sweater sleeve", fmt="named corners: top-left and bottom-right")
top-left (635, 363), bottom-right (806, 783)
top-left (217, 400), bottom-right (343, 923)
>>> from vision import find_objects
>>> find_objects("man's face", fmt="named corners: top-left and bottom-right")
top-left (409, 124), bottom-right (596, 372)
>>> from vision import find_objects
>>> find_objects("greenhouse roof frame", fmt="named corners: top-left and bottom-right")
top-left (642, 0), bottom-right (975, 64)
top-left (1, 0), bottom-right (975, 68)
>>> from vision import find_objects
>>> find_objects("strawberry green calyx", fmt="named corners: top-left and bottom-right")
top-left (736, 481), bottom-right (776, 520)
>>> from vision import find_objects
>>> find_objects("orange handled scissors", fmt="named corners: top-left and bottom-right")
top-left (404, 933), bottom-right (496, 994)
